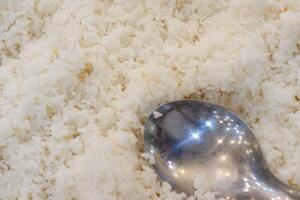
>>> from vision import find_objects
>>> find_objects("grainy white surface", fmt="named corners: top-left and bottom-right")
top-left (1, 0), bottom-right (300, 199)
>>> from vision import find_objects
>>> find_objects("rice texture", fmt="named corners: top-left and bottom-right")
top-left (1, 0), bottom-right (300, 199)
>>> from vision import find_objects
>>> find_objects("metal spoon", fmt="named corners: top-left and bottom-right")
top-left (144, 100), bottom-right (300, 200)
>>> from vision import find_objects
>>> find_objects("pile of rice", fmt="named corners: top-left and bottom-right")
top-left (1, 0), bottom-right (300, 199)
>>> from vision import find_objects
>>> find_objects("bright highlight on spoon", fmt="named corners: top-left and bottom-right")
top-left (144, 100), bottom-right (300, 200)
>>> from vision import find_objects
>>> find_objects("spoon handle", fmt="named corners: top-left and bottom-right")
top-left (264, 173), bottom-right (300, 200)
top-left (245, 169), bottom-right (300, 200)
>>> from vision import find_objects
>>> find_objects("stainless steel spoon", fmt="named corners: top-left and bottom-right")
top-left (144, 100), bottom-right (300, 200)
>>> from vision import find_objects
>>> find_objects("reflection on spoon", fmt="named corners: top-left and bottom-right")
top-left (144, 100), bottom-right (300, 200)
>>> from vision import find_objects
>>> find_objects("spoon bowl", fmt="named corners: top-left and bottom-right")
top-left (144, 100), bottom-right (300, 200)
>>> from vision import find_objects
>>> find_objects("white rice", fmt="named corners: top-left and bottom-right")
top-left (1, 0), bottom-right (300, 199)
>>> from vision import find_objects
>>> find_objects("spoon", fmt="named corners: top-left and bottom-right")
top-left (144, 100), bottom-right (300, 200)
